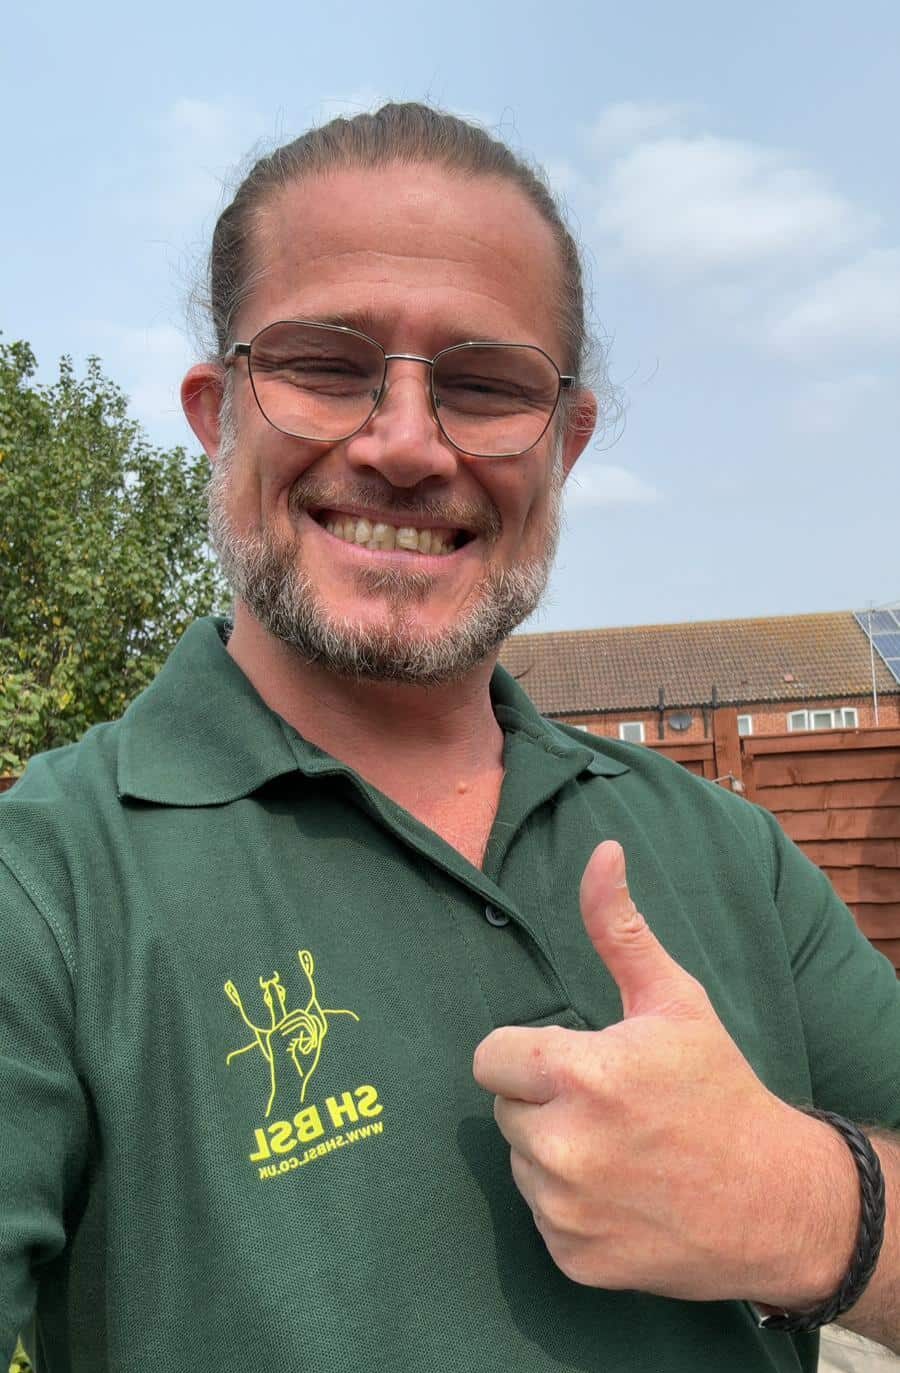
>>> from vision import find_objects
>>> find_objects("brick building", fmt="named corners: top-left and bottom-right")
top-left (498, 609), bottom-right (900, 743)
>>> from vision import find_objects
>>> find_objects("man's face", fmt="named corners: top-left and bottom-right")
top-left (196, 162), bottom-right (595, 684)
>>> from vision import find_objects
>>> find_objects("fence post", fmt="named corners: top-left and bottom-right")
top-left (712, 708), bottom-right (745, 795)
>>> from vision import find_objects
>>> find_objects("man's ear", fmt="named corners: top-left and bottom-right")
top-left (181, 364), bottom-right (226, 463)
top-left (561, 388), bottom-right (598, 480)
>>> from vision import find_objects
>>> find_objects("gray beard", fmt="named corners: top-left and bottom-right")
top-left (206, 414), bottom-right (563, 687)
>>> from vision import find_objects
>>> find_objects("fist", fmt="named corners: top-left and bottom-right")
top-left (472, 841), bottom-right (831, 1303)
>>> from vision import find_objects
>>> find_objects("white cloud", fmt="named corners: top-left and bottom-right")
top-left (124, 98), bottom-right (269, 235)
top-left (787, 373), bottom-right (888, 435)
top-left (88, 322), bottom-right (196, 446)
top-left (588, 100), bottom-right (690, 153)
top-left (578, 106), bottom-right (900, 374)
top-left (566, 463), bottom-right (661, 508)
top-left (594, 134), bottom-right (872, 279)
top-left (769, 250), bottom-right (900, 356)
top-left (542, 159), bottom-right (581, 196)
top-left (161, 98), bottom-right (235, 149)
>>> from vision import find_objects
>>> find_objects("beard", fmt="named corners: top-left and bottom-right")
top-left (207, 398), bottom-right (564, 687)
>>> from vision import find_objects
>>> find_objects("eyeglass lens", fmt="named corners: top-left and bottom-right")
top-left (246, 321), bottom-right (561, 456)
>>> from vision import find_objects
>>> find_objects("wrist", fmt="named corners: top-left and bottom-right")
top-left (748, 1106), bottom-right (859, 1311)
top-left (752, 1110), bottom-right (886, 1335)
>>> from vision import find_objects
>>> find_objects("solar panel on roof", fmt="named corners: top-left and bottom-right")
top-left (855, 608), bottom-right (900, 685)
top-left (869, 609), bottom-right (900, 634)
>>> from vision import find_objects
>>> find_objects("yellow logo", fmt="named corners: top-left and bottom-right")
top-left (225, 950), bottom-right (360, 1117)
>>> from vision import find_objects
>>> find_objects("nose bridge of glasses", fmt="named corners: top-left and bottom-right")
top-left (374, 353), bottom-right (440, 426)
top-left (382, 351), bottom-right (436, 369)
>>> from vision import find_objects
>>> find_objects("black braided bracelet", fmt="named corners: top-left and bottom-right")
top-left (757, 1109), bottom-right (886, 1335)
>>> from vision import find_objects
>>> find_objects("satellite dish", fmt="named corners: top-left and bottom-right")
top-left (668, 712), bottom-right (693, 732)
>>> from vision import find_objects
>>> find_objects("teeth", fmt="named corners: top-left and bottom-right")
top-left (371, 522), bottom-right (396, 550)
top-left (324, 515), bottom-right (455, 555)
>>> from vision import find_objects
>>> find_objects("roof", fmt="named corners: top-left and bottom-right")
top-left (498, 610), bottom-right (900, 716)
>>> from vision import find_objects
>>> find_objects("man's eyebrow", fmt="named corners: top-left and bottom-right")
top-left (297, 309), bottom-right (381, 334)
top-left (286, 310), bottom-right (509, 347)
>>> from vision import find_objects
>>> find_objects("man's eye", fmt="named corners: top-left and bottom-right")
top-left (260, 355), bottom-right (360, 375)
top-left (444, 376), bottom-right (518, 395)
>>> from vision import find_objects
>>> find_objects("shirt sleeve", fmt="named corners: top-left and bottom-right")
top-left (0, 858), bottom-right (92, 1364)
top-left (757, 805), bottom-right (900, 1129)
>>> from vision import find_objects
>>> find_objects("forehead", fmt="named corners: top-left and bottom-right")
top-left (239, 162), bottom-right (566, 355)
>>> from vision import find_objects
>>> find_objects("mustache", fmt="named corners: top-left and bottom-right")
top-left (286, 475), bottom-right (501, 540)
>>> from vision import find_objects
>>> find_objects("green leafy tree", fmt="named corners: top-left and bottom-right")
top-left (0, 337), bottom-right (229, 773)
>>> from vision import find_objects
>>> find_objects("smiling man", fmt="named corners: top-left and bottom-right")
top-left (2, 103), bottom-right (900, 1373)
top-left (194, 159), bottom-right (584, 716)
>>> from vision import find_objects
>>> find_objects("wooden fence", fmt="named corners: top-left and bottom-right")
top-left (650, 710), bottom-right (900, 971)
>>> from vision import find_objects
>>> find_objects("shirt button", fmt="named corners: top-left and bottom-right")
top-left (484, 904), bottom-right (510, 928)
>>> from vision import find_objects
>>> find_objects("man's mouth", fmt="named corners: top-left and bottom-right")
top-left (311, 508), bottom-right (472, 556)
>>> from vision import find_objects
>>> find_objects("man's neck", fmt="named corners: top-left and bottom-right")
top-left (224, 605), bottom-right (506, 804)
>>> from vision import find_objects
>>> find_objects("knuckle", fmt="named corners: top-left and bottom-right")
top-left (473, 1027), bottom-right (506, 1077)
top-left (619, 895), bottom-right (647, 933)
top-left (552, 1243), bottom-right (596, 1287)
top-left (674, 971), bottom-right (713, 1017)
top-left (532, 1129), bottom-right (570, 1178)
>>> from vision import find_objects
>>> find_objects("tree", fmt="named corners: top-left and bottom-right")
top-left (0, 337), bottom-right (229, 773)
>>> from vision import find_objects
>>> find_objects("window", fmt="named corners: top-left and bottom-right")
top-left (618, 721), bottom-right (645, 744)
top-left (787, 707), bottom-right (859, 731)
top-left (737, 714), bottom-right (753, 736)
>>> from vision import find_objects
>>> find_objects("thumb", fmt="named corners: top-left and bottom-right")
top-left (579, 841), bottom-right (702, 1020)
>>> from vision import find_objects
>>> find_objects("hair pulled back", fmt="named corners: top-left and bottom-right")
top-left (206, 102), bottom-right (589, 379)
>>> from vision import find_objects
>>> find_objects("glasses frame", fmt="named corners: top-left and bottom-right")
top-left (224, 319), bottom-right (576, 459)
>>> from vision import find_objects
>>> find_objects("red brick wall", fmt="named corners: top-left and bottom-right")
top-left (558, 694), bottom-right (900, 742)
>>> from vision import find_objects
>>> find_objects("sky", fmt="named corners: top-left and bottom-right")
top-left (3, 1), bottom-right (899, 634)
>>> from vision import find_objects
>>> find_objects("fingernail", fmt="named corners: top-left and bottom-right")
top-left (607, 840), bottom-right (628, 888)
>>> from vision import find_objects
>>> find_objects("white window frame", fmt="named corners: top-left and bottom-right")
top-left (737, 714), bottom-right (753, 736)
top-left (788, 707), bottom-right (859, 732)
top-left (618, 721), bottom-right (645, 744)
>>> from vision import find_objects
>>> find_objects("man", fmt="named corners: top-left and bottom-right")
top-left (1, 103), bottom-right (898, 1373)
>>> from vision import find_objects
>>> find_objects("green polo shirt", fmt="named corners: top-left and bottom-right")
top-left (2, 617), bottom-right (899, 1373)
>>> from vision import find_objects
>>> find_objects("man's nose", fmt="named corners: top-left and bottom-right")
top-left (343, 363), bottom-right (459, 488)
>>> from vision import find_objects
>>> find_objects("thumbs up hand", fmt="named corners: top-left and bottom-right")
top-left (472, 841), bottom-right (857, 1305)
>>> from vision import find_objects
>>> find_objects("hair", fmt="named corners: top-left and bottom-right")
top-left (204, 101), bottom-right (592, 383)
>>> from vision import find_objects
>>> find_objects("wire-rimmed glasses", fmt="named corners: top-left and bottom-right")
top-left (224, 320), bottom-right (574, 459)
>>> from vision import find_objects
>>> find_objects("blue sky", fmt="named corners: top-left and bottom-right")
top-left (4, 1), bottom-right (898, 633)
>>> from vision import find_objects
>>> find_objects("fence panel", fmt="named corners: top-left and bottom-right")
top-left (651, 724), bottom-right (900, 972)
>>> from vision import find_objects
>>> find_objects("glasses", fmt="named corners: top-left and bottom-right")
top-left (224, 320), bottom-right (574, 458)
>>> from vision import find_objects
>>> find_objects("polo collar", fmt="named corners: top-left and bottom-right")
top-left (117, 618), bottom-right (628, 807)
top-left (117, 618), bottom-right (307, 805)
top-left (489, 664), bottom-right (630, 780)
